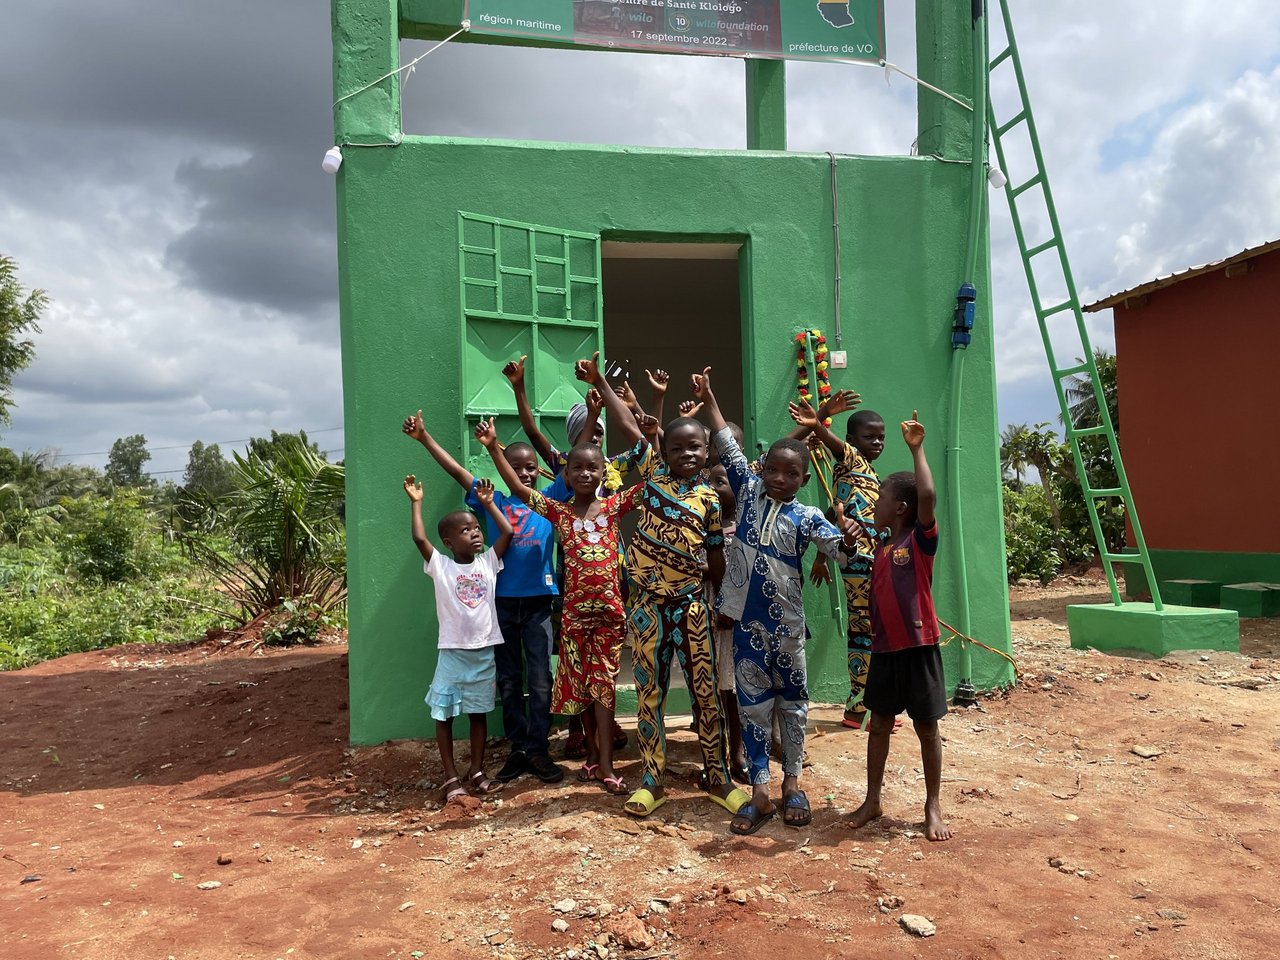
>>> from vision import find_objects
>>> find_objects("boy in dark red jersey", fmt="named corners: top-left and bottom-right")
top-left (846, 411), bottom-right (951, 841)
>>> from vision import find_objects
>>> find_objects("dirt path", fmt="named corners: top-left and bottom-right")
top-left (3, 576), bottom-right (1278, 959)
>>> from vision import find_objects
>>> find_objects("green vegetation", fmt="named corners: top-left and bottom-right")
top-left (0, 434), bottom-right (346, 671)
top-left (179, 436), bottom-right (347, 623)
top-left (1001, 350), bottom-right (1124, 584)
top-left (0, 255), bottom-right (46, 426)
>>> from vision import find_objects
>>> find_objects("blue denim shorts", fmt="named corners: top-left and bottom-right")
top-left (425, 648), bottom-right (496, 721)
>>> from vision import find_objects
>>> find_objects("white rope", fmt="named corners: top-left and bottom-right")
top-left (827, 56), bottom-right (973, 112)
top-left (881, 59), bottom-right (973, 111)
top-left (333, 21), bottom-right (470, 110)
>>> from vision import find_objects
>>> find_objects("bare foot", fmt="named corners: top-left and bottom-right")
top-left (924, 799), bottom-right (952, 841)
top-left (846, 797), bottom-right (883, 829)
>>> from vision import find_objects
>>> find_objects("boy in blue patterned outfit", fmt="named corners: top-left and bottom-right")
top-left (693, 368), bottom-right (858, 835)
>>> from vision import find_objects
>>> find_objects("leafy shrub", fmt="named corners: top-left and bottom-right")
top-left (1003, 483), bottom-right (1061, 584)
top-left (58, 492), bottom-right (156, 582)
top-left (0, 570), bottom-right (232, 671)
top-left (261, 598), bottom-right (339, 647)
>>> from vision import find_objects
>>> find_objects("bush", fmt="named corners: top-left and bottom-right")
top-left (1003, 483), bottom-right (1062, 584)
top-left (0, 569), bottom-right (232, 671)
top-left (261, 598), bottom-right (341, 647)
top-left (58, 493), bottom-right (156, 583)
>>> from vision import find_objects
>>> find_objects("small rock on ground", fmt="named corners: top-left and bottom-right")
top-left (900, 914), bottom-right (936, 938)
top-left (607, 910), bottom-right (655, 950)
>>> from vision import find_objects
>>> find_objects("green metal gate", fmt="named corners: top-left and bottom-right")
top-left (458, 212), bottom-right (604, 477)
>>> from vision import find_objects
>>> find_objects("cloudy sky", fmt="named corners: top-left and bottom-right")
top-left (1, 1), bottom-right (1277, 479)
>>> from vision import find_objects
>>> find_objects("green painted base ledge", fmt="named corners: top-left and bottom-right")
top-left (1219, 583), bottom-right (1280, 619)
top-left (1067, 602), bottom-right (1239, 657)
top-left (1159, 579), bottom-right (1223, 607)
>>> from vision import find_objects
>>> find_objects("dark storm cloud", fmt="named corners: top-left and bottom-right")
top-left (165, 154), bottom-right (338, 316)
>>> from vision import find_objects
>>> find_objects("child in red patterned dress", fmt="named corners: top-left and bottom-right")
top-left (476, 417), bottom-right (641, 796)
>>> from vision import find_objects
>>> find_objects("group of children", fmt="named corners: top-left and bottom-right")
top-left (403, 352), bottom-right (952, 840)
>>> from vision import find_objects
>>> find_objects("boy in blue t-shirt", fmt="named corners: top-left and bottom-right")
top-left (403, 411), bottom-right (564, 785)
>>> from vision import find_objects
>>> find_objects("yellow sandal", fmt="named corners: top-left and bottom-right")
top-left (708, 787), bottom-right (750, 815)
top-left (623, 787), bottom-right (667, 818)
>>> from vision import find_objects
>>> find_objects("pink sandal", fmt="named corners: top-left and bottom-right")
top-left (600, 775), bottom-right (627, 796)
top-left (577, 763), bottom-right (600, 783)
top-left (441, 777), bottom-right (467, 804)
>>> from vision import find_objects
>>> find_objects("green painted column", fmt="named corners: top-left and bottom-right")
top-left (745, 60), bottom-right (787, 150)
top-left (332, 0), bottom-right (402, 146)
top-left (914, 0), bottom-right (974, 160)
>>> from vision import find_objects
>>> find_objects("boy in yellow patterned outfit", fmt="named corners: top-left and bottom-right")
top-left (576, 353), bottom-right (749, 819)
top-left (793, 391), bottom-right (885, 728)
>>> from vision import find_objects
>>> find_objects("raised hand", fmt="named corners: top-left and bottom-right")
top-left (614, 380), bottom-right (638, 409)
top-left (788, 398), bottom-right (819, 429)
top-left (834, 501), bottom-right (865, 544)
top-left (901, 410), bottom-right (925, 449)
top-left (634, 410), bottom-right (659, 443)
top-left (501, 355), bottom-right (527, 388)
top-left (402, 408), bottom-right (427, 442)
top-left (820, 389), bottom-right (861, 418)
top-left (474, 416), bottom-right (499, 449)
top-left (690, 365), bottom-right (712, 400)
top-left (585, 387), bottom-right (604, 411)
top-left (575, 351), bottom-right (601, 384)
top-left (678, 399), bottom-right (704, 418)
top-left (403, 474), bottom-right (423, 502)
top-left (474, 477), bottom-right (496, 506)
top-left (646, 368), bottom-right (670, 394)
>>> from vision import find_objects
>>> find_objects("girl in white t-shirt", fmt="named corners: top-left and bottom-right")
top-left (405, 474), bottom-right (513, 804)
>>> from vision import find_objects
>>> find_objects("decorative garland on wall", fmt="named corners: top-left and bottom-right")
top-left (794, 328), bottom-right (833, 427)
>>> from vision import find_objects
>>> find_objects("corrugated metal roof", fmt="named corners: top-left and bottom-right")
top-left (1082, 238), bottom-right (1280, 313)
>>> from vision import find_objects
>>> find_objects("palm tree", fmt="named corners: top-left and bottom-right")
top-left (178, 437), bottom-right (346, 620)
top-left (1062, 348), bottom-right (1119, 435)
top-left (1000, 423), bottom-right (1031, 484)
top-left (1000, 422), bottom-right (1065, 528)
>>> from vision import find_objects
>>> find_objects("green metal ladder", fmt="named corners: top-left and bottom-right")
top-left (986, 0), bottom-right (1163, 610)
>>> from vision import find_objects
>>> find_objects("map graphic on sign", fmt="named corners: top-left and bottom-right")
top-left (464, 1), bottom-right (885, 64)
top-left (817, 2), bottom-right (855, 29)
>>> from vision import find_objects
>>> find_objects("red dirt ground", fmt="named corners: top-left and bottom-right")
top-left (3, 575), bottom-right (1278, 959)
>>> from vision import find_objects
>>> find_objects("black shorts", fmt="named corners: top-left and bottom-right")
top-left (863, 644), bottom-right (948, 723)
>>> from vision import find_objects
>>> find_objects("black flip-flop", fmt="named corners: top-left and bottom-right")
top-left (783, 790), bottom-right (812, 828)
top-left (729, 803), bottom-right (775, 836)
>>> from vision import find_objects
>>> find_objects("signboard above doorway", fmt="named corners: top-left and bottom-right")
top-left (464, 0), bottom-right (885, 63)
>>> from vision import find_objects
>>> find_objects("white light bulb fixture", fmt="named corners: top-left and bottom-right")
top-left (987, 165), bottom-right (1007, 189)
top-left (322, 146), bottom-right (344, 174)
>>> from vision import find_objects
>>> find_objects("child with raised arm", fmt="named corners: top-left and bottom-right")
top-left (693, 367), bottom-right (858, 834)
top-left (402, 411), bottom-right (564, 785)
top-left (707, 462), bottom-right (748, 784)
top-left (477, 417), bottom-right (640, 796)
top-left (502, 355), bottom-right (640, 500)
top-left (577, 352), bottom-right (746, 819)
top-left (845, 412), bottom-right (951, 842)
top-left (791, 390), bottom-right (886, 729)
top-left (404, 473), bottom-right (513, 804)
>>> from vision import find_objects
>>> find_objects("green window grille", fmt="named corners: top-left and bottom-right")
top-left (458, 212), bottom-right (604, 479)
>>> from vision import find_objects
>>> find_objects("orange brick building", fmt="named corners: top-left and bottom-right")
top-left (1085, 239), bottom-right (1280, 609)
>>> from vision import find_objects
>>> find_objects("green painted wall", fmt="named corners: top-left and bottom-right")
top-left (334, 0), bottom-right (1013, 745)
top-left (1124, 550), bottom-right (1280, 599)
